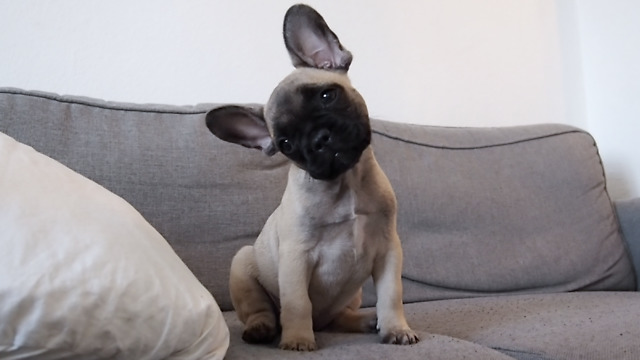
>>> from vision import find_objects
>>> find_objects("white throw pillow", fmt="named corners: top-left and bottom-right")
top-left (0, 132), bottom-right (229, 359)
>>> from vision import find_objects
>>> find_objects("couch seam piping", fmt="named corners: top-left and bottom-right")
top-left (0, 89), bottom-right (207, 115)
top-left (372, 129), bottom-right (585, 150)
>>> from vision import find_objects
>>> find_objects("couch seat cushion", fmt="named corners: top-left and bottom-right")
top-left (411, 291), bottom-right (640, 359)
top-left (223, 291), bottom-right (638, 360)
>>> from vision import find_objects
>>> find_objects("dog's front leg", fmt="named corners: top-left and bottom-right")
top-left (372, 236), bottom-right (419, 345)
top-left (278, 249), bottom-right (316, 351)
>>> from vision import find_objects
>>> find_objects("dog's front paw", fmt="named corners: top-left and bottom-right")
top-left (279, 336), bottom-right (317, 351)
top-left (380, 327), bottom-right (420, 345)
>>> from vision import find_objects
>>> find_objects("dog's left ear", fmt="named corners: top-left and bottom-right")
top-left (283, 4), bottom-right (353, 72)
top-left (205, 105), bottom-right (277, 156)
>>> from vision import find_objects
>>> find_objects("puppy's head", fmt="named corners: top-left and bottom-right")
top-left (206, 4), bottom-right (370, 181)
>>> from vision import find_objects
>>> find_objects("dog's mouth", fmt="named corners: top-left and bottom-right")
top-left (304, 142), bottom-right (368, 181)
top-left (313, 156), bottom-right (346, 181)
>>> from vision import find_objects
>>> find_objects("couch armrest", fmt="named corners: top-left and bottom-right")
top-left (615, 198), bottom-right (640, 290)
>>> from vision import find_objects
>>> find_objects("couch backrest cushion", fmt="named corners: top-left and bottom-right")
top-left (1, 88), bottom-right (635, 311)
top-left (367, 121), bottom-right (636, 304)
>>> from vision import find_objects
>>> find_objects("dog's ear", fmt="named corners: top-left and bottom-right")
top-left (205, 105), bottom-right (277, 156)
top-left (283, 4), bottom-right (352, 71)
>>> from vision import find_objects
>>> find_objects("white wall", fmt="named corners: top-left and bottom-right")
top-left (1, 0), bottom-right (638, 199)
top-left (575, 0), bottom-right (640, 200)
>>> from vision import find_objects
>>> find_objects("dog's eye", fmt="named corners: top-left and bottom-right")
top-left (320, 88), bottom-right (337, 105)
top-left (278, 138), bottom-right (293, 154)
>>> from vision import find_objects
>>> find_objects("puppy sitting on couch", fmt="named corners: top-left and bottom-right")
top-left (206, 4), bottom-right (419, 351)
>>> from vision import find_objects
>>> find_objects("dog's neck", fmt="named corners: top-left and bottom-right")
top-left (282, 146), bottom-right (390, 219)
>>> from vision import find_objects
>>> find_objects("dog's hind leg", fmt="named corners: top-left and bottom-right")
top-left (229, 245), bottom-right (278, 344)
top-left (327, 308), bottom-right (378, 333)
top-left (325, 289), bottom-right (377, 333)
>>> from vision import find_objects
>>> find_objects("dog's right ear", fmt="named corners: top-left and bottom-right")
top-left (205, 106), bottom-right (277, 156)
top-left (283, 4), bottom-right (352, 71)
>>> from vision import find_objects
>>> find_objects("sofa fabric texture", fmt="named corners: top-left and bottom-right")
top-left (1, 87), bottom-right (639, 359)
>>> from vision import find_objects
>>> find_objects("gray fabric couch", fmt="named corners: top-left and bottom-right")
top-left (1, 87), bottom-right (639, 360)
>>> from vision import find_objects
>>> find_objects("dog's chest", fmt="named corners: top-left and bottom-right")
top-left (304, 211), bottom-right (377, 321)
top-left (305, 192), bottom-right (375, 292)
top-left (310, 219), bottom-right (369, 275)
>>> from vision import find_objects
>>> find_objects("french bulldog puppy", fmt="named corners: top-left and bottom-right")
top-left (206, 4), bottom-right (419, 351)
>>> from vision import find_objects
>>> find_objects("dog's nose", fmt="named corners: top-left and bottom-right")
top-left (310, 128), bottom-right (331, 152)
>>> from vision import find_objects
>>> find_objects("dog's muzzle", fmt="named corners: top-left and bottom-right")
top-left (294, 121), bottom-right (370, 181)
